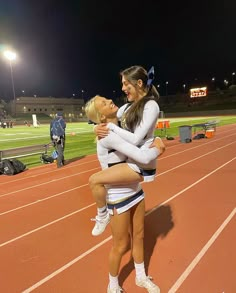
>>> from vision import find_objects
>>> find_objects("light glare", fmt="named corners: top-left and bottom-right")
top-left (3, 50), bottom-right (16, 61)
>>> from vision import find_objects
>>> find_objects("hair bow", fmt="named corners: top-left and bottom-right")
top-left (147, 66), bottom-right (155, 86)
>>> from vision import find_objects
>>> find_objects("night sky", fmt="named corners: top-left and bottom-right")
top-left (0, 0), bottom-right (236, 101)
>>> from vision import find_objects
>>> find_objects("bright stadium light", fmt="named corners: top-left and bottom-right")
top-left (3, 50), bottom-right (16, 61)
top-left (224, 79), bottom-right (229, 87)
top-left (3, 50), bottom-right (17, 116)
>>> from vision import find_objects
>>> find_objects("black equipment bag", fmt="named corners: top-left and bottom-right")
top-left (40, 142), bottom-right (58, 164)
top-left (40, 153), bottom-right (54, 164)
top-left (0, 159), bottom-right (26, 176)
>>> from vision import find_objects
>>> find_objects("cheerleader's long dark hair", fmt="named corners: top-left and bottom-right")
top-left (120, 65), bottom-right (160, 132)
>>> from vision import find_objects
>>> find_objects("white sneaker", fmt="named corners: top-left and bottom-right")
top-left (91, 213), bottom-right (110, 236)
top-left (107, 285), bottom-right (123, 293)
top-left (135, 276), bottom-right (160, 293)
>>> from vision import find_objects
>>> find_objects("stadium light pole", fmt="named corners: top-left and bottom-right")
top-left (165, 81), bottom-right (168, 96)
top-left (3, 50), bottom-right (17, 117)
top-left (211, 77), bottom-right (215, 90)
top-left (81, 89), bottom-right (84, 100)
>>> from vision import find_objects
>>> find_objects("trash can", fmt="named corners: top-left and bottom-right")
top-left (179, 125), bottom-right (192, 143)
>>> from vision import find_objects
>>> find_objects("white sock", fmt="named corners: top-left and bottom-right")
top-left (97, 206), bottom-right (107, 219)
top-left (134, 262), bottom-right (146, 280)
top-left (108, 273), bottom-right (119, 289)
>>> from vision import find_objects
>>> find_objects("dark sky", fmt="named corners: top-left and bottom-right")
top-left (0, 0), bottom-right (236, 100)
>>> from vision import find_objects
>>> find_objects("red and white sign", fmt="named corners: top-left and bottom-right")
top-left (190, 87), bottom-right (207, 98)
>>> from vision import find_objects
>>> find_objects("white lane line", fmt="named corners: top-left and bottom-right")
top-left (0, 167), bottom-right (100, 198)
top-left (0, 130), bottom-right (234, 189)
top-left (1, 140), bottom-right (235, 199)
top-left (0, 202), bottom-right (95, 248)
top-left (0, 184), bottom-right (89, 216)
top-left (159, 126), bottom-right (236, 151)
top-left (1, 141), bottom-right (235, 216)
top-left (21, 236), bottom-right (112, 293)
top-left (147, 157), bottom-right (236, 214)
top-left (20, 157), bottom-right (236, 292)
top-left (154, 141), bottom-right (236, 178)
top-left (0, 128), bottom-right (234, 188)
top-left (0, 157), bottom-right (98, 187)
top-left (161, 133), bottom-right (236, 160)
top-left (168, 207), bottom-right (236, 293)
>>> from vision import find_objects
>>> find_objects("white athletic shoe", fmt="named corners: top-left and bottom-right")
top-left (91, 213), bottom-right (110, 236)
top-left (135, 276), bottom-right (160, 293)
top-left (107, 285), bottom-right (123, 293)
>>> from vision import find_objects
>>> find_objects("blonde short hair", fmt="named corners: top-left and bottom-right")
top-left (84, 95), bottom-right (102, 124)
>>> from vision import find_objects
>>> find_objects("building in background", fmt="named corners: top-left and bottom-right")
top-left (7, 96), bottom-right (85, 121)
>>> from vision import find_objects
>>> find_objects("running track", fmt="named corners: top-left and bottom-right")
top-left (0, 124), bottom-right (235, 293)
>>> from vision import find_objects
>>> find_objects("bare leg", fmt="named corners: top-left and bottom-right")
top-left (89, 163), bottom-right (143, 208)
top-left (131, 200), bottom-right (161, 292)
top-left (109, 210), bottom-right (131, 276)
top-left (130, 199), bottom-right (145, 263)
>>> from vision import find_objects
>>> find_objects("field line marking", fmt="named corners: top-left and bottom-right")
top-left (168, 207), bottom-right (236, 293)
top-left (0, 184), bottom-right (89, 216)
top-left (18, 157), bottom-right (236, 292)
top-left (0, 130), bottom-right (235, 188)
top-left (0, 130), bottom-right (235, 192)
top-left (0, 202), bottom-right (95, 248)
top-left (21, 236), bottom-right (112, 293)
top-left (1, 141), bottom-right (236, 214)
top-left (0, 158), bottom-right (98, 187)
top-left (161, 133), bottom-right (236, 159)
top-left (154, 141), bottom-right (236, 177)
top-left (0, 167), bottom-right (100, 198)
top-left (1, 140), bottom-right (235, 199)
top-left (146, 157), bottom-right (236, 215)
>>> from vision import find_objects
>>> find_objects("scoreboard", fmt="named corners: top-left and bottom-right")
top-left (190, 87), bottom-right (207, 98)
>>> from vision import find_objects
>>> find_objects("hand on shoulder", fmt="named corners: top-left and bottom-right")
top-left (149, 137), bottom-right (166, 156)
top-left (94, 123), bottom-right (109, 138)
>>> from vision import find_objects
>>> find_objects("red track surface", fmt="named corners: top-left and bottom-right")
top-left (0, 124), bottom-right (235, 293)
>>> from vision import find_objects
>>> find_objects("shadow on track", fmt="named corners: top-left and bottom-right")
top-left (119, 204), bottom-right (174, 286)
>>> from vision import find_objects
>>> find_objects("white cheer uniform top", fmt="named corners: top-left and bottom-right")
top-left (97, 130), bottom-right (159, 214)
top-left (107, 99), bottom-right (160, 182)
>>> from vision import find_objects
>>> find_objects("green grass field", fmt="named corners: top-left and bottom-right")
top-left (1, 115), bottom-right (236, 168)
